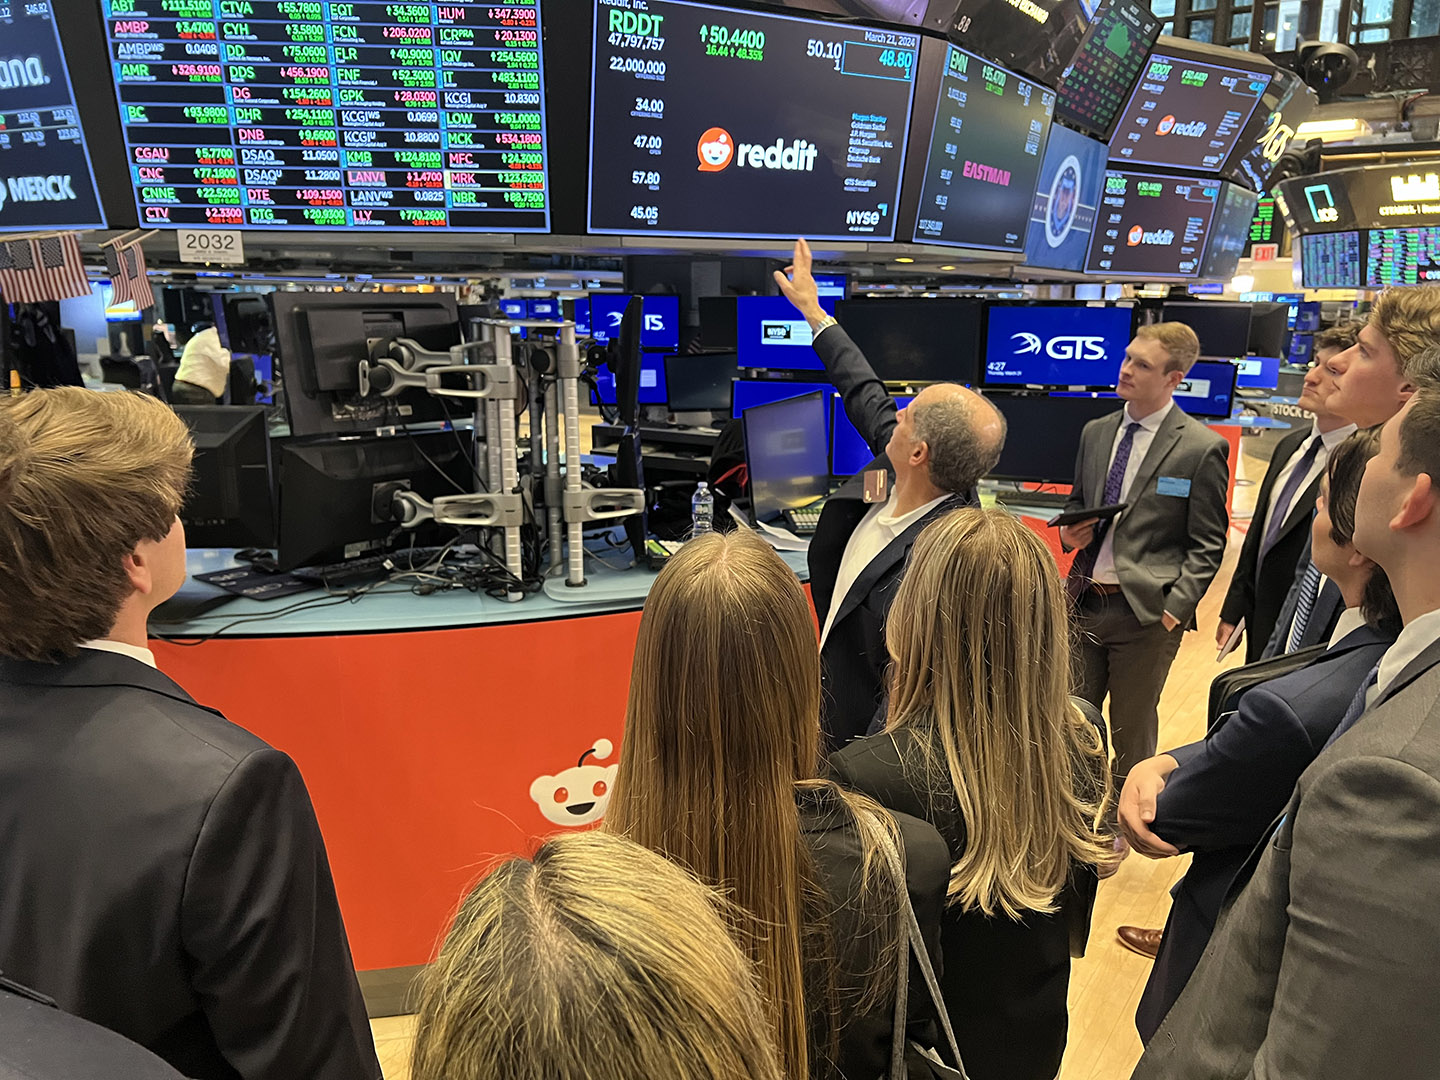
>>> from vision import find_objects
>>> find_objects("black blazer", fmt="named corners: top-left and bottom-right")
top-left (0, 651), bottom-right (380, 1080)
top-left (808, 326), bottom-right (974, 750)
top-left (1220, 427), bottom-right (1324, 663)
top-left (827, 720), bottom-right (1103, 1080)
top-left (799, 786), bottom-right (952, 1080)
top-left (1134, 622), bottom-right (1395, 1041)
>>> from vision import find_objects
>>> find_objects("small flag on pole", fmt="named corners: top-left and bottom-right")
top-left (0, 235), bottom-right (91, 304)
top-left (121, 242), bottom-right (155, 313)
top-left (104, 243), bottom-right (132, 306)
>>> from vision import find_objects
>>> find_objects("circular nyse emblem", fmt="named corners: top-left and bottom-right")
top-left (1046, 154), bottom-right (1081, 248)
top-left (697, 127), bottom-right (734, 172)
top-left (1127, 224), bottom-right (1145, 246)
top-left (1156, 115), bottom-right (1177, 136)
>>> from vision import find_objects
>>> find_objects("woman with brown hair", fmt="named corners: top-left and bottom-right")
top-left (605, 528), bottom-right (952, 1080)
top-left (829, 507), bottom-right (1114, 1080)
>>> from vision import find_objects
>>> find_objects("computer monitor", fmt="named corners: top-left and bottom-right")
top-left (831, 394), bottom-right (913, 477)
top-left (814, 274), bottom-right (848, 301)
top-left (527, 299), bottom-right (560, 319)
top-left (834, 299), bottom-right (984, 383)
top-left (499, 299), bottom-right (528, 319)
top-left (592, 355), bottom-right (668, 407)
top-left (1248, 303), bottom-right (1290, 358)
top-left (982, 303), bottom-right (1134, 388)
top-left (735, 296), bottom-right (836, 370)
top-left (988, 394), bottom-right (1119, 483)
top-left (731, 379), bottom-right (834, 429)
top-left (590, 294), bottom-right (681, 350)
top-left (1235, 354), bottom-right (1283, 390)
top-left (743, 391), bottom-right (831, 524)
top-left (570, 297), bottom-right (591, 336)
top-left (1174, 359), bottom-right (1238, 420)
top-left (275, 430), bottom-right (475, 571)
top-left (1159, 302), bottom-right (1252, 358)
top-left (665, 353), bottom-right (739, 412)
top-left (699, 297), bottom-right (739, 350)
top-left (174, 406), bottom-right (275, 549)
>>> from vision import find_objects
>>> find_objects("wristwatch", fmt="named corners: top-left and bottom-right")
top-left (813, 315), bottom-right (839, 336)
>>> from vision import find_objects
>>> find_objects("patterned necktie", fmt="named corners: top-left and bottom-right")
top-left (1286, 563), bottom-right (1323, 653)
top-left (1069, 421), bottom-right (1142, 588)
top-left (1323, 662), bottom-right (1382, 748)
top-left (1259, 436), bottom-right (1322, 565)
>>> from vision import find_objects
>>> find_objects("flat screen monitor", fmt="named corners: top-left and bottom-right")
top-left (102, 1), bottom-right (552, 231)
top-left (1108, 50), bottom-right (1269, 173)
top-left (571, 297), bottom-right (591, 335)
top-left (831, 393), bottom-right (913, 476)
top-left (834, 298), bottom-right (983, 383)
top-left (1174, 358), bottom-right (1236, 419)
top-left (589, 294), bottom-right (681, 349)
top-left (735, 295), bottom-right (835, 370)
top-left (0, 2), bottom-right (105, 231)
top-left (743, 391), bottom-right (830, 524)
top-left (732, 378), bottom-right (833, 428)
top-left (699, 296), bottom-right (739, 350)
top-left (1289, 332), bottom-right (1313, 363)
top-left (1227, 68), bottom-right (1314, 192)
top-left (1199, 184), bottom-right (1259, 281)
top-left (1053, 0), bottom-right (1161, 139)
top-left (1022, 125), bottom-right (1109, 273)
top-left (1248, 302), bottom-right (1289, 358)
top-left (1300, 231), bottom-right (1362, 289)
top-left (1245, 195), bottom-right (1285, 255)
top-left (1233, 354), bottom-right (1281, 389)
top-left (174, 406), bottom-right (275, 549)
top-left (592, 353), bottom-right (668, 406)
top-left (1086, 170), bottom-right (1222, 279)
top-left (1365, 226), bottom-right (1440, 288)
top-left (814, 273), bottom-right (848, 300)
top-left (988, 393), bottom-right (1119, 483)
top-left (912, 45), bottom-right (1055, 252)
top-left (499, 300), bottom-right (528, 319)
top-left (1294, 302), bottom-right (1321, 332)
top-left (983, 303), bottom-right (1133, 387)
top-left (587, 0), bottom-right (920, 241)
top-left (665, 352), bottom-right (739, 411)
top-left (527, 299), bottom-right (560, 319)
top-left (1160, 301), bottom-right (1251, 357)
top-left (945, 0), bottom-right (1097, 86)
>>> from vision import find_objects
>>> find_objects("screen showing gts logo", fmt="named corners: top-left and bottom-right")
top-left (983, 304), bottom-right (1134, 387)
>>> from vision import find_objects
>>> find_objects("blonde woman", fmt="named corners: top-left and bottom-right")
top-left (606, 528), bottom-right (951, 1080)
top-left (411, 831), bottom-right (784, 1080)
top-left (830, 507), bottom-right (1113, 1080)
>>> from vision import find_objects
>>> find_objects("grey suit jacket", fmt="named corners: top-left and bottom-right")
top-left (1131, 637), bottom-right (1440, 1080)
top-left (1064, 406), bottom-right (1230, 626)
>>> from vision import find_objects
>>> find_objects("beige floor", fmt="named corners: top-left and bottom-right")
top-left (370, 439), bottom-right (1269, 1080)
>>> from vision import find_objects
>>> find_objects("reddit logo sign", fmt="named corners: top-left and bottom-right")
top-left (698, 127), bottom-right (734, 171)
top-left (1156, 115), bottom-right (1176, 135)
top-left (530, 738), bottom-right (618, 827)
top-left (1128, 225), bottom-right (1145, 246)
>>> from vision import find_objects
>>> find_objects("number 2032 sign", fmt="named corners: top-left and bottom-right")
top-left (176, 230), bottom-right (245, 266)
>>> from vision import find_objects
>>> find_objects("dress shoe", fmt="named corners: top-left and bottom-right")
top-left (1117, 925), bottom-right (1163, 959)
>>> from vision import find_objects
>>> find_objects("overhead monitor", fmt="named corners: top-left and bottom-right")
top-left (988, 393), bottom-right (1119, 483)
top-left (589, 294), bottom-right (680, 349)
top-left (1198, 184), bottom-right (1259, 281)
top-left (592, 354), bottom-right (668, 405)
top-left (1173, 358), bottom-right (1236, 420)
top-left (1276, 165), bottom-right (1440, 235)
top-left (1086, 170), bottom-right (1222, 279)
top-left (527, 298), bottom-right (560, 319)
top-left (0, 2), bottom-right (106, 231)
top-left (1299, 231), bottom-right (1362, 289)
top-left (735, 295), bottom-right (835, 370)
top-left (1245, 194), bottom-right (1285, 255)
top-left (1226, 68), bottom-right (1314, 192)
top-left (1022, 125), bottom-right (1109, 273)
top-left (834, 298), bottom-right (982, 383)
top-left (982, 303), bottom-right (1133, 387)
top-left (1108, 51), bottom-right (1269, 172)
top-left (1235, 354), bottom-right (1282, 390)
top-left (944, 0), bottom-right (1097, 86)
top-left (1160, 301), bottom-right (1251, 356)
top-left (587, 0), bottom-right (920, 241)
top-left (102, 0), bottom-right (552, 231)
top-left (742, 390), bottom-right (830, 524)
top-left (1365, 226), bottom-right (1440, 288)
top-left (664, 352), bottom-right (739, 411)
top-left (499, 299), bottom-right (528, 319)
top-left (831, 393), bottom-right (913, 476)
top-left (911, 45), bottom-right (1055, 252)
top-left (732, 378), bottom-right (834, 426)
top-left (1053, 0), bottom-right (1161, 140)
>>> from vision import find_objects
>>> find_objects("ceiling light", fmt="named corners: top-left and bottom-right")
top-left (1230, 273), bottom-right (1255, 294)
top-left (939, 264), bottom-right (956, 270)
top-left (1296, 117), bottom-right (1373, 141)
top-left (894, 257), bottom-right (914, 263)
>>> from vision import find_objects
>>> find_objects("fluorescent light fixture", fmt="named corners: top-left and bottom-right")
top-left (1295, 118), bottom-right (1373, 141)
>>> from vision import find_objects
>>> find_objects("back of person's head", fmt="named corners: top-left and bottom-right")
top-left (885, 508), bottom-right (1112, 917)
top-left (909, 387), bottom-right (1007, 494)
top-left (1325, 427), bottom-right (1402, 636)
top-left (1135, 322), bottom-right (1201, 375)
top-left (410, 831), bottom-right (784, 1080)
top-left (1398, 382), bottom-right (1440, 483)
top-left (1314, 323), bottom-right (1360, 356)
top-left (0, 389), bottom-right (192, 662)
top-left (1370, 286), bottom-right (1440, 374)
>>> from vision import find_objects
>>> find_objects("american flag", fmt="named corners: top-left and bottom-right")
top-left (104, 243), bottom-right (132, 306)
top-left (120, 242), bottom-right (155, 313)
top-left (0, 235), bottom-right (92, 304)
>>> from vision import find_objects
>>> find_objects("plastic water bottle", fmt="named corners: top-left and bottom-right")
top-left (691, 481), bottom-right (714, 535)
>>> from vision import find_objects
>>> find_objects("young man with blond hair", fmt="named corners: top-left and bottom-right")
top-left (0, 388), bottom-right (380, 1080)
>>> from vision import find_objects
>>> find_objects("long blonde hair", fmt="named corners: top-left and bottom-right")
top-left (410, 831), bottom-right (784, 1080)
top-left (885, 508), bottom-right (1112, 918)
top-left (607, 528), bottom-right (900, 1080)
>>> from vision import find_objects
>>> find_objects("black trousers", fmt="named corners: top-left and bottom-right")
top-left (169, 379), bottom-right (217, 405)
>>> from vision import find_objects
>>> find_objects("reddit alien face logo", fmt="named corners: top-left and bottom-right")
top-left (529, 738), bottom-right (618, 827)
top-left (697, 127), bottom-right (734, 171)
top-left (1127, 225), bottom-right (1145, 246)
top-left (1156, 115), bottom-right (1176, 136)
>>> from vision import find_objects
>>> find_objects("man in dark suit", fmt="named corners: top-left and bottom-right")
top-left (773, 239), bottom-right (1007, 749)
top-left (1217, 325), bottom-right (1358, 662)
top-left (1131, 383), bottom-right (1440, 1080)
top-left (1058, 323), bottom-right (1230, 795)
top-left (0, 388), bottom-right (380, 1080)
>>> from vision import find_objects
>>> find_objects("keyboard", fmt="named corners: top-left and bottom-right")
top-left (783, 505), bottom-right (824, 535)
top-left (291, 546), bottom-right (451, 587)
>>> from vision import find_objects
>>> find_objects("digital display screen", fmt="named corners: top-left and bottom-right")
top-left (834, 297), bottom-right (982, 383)
top-left (744, 390), bottom-right (830, 523)
top-left (814, 272), bottom-right (847, 299)
top-left (527, 298), bottom-right (559, 317)
top-left (1235, 354), bottom-right (1281, 389)
top-left (587, 0), bottom-right (919, 240)
top-left (589, 294), bottom-right (681, 348)
top-left (102, 0), bottom-right (551, 231)
top-left (499, 299), bottom-right (527, 317)
top-left (732, 377), bottom-right (832, 425)
top-left (983, 304), bottom-right (1133, 387)
top-left (1276, 165), bottom-right (1440, 234)
top-left (831, 392), bottom-right (912, 475)
top-left (593, 353), bottom-right (667, 404)
top-left (945, 0), bottom-right (1096, 86)
top-left (1109, 52), bottom-right (1268, 172)
top-left (1365, 226), bottom-right (1440, 287)
top-left (1228, 69), bottom-right (1312, 192)
top-left (912, 45), bottom-right (1053, 251)
top-left (1300, 231), bottom-right (1361, 289)
top-left (1199, 183), bottom-right (1258, 281)
top-left (1174, 358), bottom-right (1236, 419)
top-left (1161, 300), bottom-right (1250, 357)
top-left (573, 296), bottom-right (590, 334)
top-left (735, 295), bottom-right (835, 370)
top-left (1053, 0), bottom-right (1160, 139)
top-left (1245, 194), bottom-right (1284, 253)
top-left (0, 1), bottom-right (106, 231)
top-left (1086, 170), bottom-right (1221, 278)
top-left (1022, 124), bottom-right (1108, 273)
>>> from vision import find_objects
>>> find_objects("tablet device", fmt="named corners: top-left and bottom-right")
top-left (1047, 503), bottom-right (1128, 527)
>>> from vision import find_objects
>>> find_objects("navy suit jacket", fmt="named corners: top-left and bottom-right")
top-left (1134, 622), bottom-right (1395, 1040)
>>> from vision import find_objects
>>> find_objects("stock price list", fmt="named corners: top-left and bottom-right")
top-left (587, 0), bottom-right (920, 239)
top-left (1366, 226), bottom-right (1440, 287)
top-left (102, 0), bottom-right (552, 231)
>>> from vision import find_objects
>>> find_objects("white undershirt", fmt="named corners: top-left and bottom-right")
top-left (820, 491), bottom-right (949, 647)
top-left (79, 640), bottom-right (157, 669)
top-left (1263, 422), bottom-right (1357, 541)
top-left (1368, 607), bottom-right (1440, 708)
top-left (1092, 401), bottom-right (1174, 585)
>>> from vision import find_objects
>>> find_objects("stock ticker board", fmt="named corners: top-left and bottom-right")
top-left (102, 0), bottom-right (551, 231)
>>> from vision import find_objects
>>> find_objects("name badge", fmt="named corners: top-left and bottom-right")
top-left (1157, 476), bottom-right (1191, 498)
top-left (863, 469), bottom-right (889, 504)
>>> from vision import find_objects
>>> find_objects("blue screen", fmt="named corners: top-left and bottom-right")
top-left (1294, 302), bottom-right (1322, 332)
top-left (736, 296), bottom-right (837, 370)
top-left (831, 394), bottom-right (912, 476)
top-left (814, 273), bottom-right (848, 300)
top-left (732, 380), bottom-right (834, 433)
top-left (590, 295), bottom-right (681, 349)
top-left (1235, 354), bottom-right (1282, 389)
top-left (592, 354), bottom-right (668, 406)
top-left (1023, 125), bottom-right (1108, 273)
top-left (1174, 359), bottom-right (1236, 419)
top-left (500, 300), bottom-right (527, 318)
top-left (983, 305), bottom-right (1133, 387)
top-left (527, 299), bottom-right (559, 318)
top-left (573, 298), bottom-right (590, 335)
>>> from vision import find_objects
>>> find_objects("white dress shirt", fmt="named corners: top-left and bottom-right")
top-left (1328, 606), bottom-right (1367, 650)
top-left (820, 491), bottom-right (949, 647)
top-left (174, 327), bottom-right (233, 398)
top-left (79, 639), bottom-right (157, 668)
top-left (1263, 421), bottom-right (1357, 539)
top-left (1092, 401), bottom-right (1174, 585)
top-left (1367, 607), bottom-right (1440, 708)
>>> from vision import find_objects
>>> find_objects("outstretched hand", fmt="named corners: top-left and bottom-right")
top-left (773, 238), bottom-right (825, 322)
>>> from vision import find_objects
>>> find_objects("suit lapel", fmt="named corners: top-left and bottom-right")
top-left (1086, 414), bottom-right (1123, 503)
top-left (1126, 409), bottom-right (1185, 504)
top-left (1374, 638), bottom-right (1440, 709)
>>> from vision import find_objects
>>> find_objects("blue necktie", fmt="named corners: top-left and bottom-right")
top-left (1287, 563), bottom-right (1322, 653)
top-left (1260, 436), bottom-right (1322, 565)
top-left (1324, 662), bottom-right (1382, 748)
top-left (1069, 422), bottom-right (1141, 591)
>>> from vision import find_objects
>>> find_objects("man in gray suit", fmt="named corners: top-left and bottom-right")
top-left (1058, 322), bottom-right (1230, 796)
top-left (1132, 380), bottom-right (1440, 1080)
